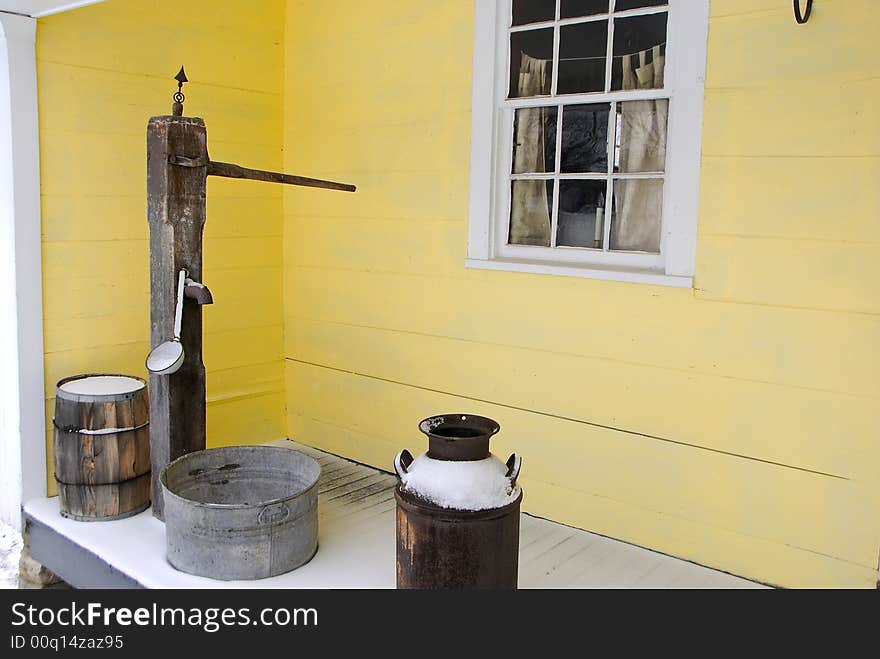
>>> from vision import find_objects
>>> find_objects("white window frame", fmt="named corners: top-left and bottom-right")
top-left (466, 0), bottom-right (709, 288)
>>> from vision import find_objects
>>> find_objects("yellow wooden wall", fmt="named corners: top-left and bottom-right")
top-left (282, 0), bottom-right (880, 587)
top-left (37, 0), bottom-right (287, 496)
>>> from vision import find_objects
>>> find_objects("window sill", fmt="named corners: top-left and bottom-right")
top-left (465, 258), bottom-right (693, 288)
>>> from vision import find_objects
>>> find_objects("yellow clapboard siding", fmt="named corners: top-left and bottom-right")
top-left (37, 62), bottom-right (282, 147)
top-left (44, 362), bottom-right (283, 434)
top-left (283, 266), bottom-right (879, 397)
top-left (695, 235), bottom-right (880, 313)
top-left (284, 0), bottom-right (472, 93)
top-left (285, 317), bottom-right (880, 483)
top-left (39, 130), bottom-right (281, 198)
top-left (202, 326), bottom-right (284, 373)
top-left (285, 360), bottom-right (880, 578)
top-left (706, 0), bottom-right (877, 88)
top-left (206, 361), bottom-right (285, 404)
top-left (37, 0), bottom-right (283, 95)
top-left (43, 325), bottom-right (283, 402)
top-left (284, 112), bottom-right (472, 177)
top-left (288, 215), bottom-right (880, 314)
top-left (41, 195), bottom-right (147, 243)
top-left (522, 478), bottom-right (878, 589)
top-left (43, 341), bottom-right (152, 394)
top-left (206, 392), bottom-right (286, 448)
top-left (200, 268), bottom-right (282, 332)
top-left (50, 327), bottom-right (281, 381)
top-left (42, 267), bottom-right (280, 332)
top-left (286, 217), bottom-right (464, 276)
top-left (43, 236), bottom-right (281, 285)
top-left (702, 81), bottom-right (880, 158)
top-left (698, 157), bottom-right (880, 243)
top-left (204, 196), bottom-right (283, 238)
top-left (43, 311), bottom-right (148, 354)
top-left (282, 170), bottom-right (470, 221)
top-left (709, 0), bottom-right (795, 17)
top-left (203, 236), bottom-right (282, 270)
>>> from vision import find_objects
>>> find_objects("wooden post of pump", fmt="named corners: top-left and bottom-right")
top-left (146, 114), bottom-right (210, 520)
top-left (146, 68), bottom-right (355, 520)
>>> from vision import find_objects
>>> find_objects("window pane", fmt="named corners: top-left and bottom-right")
top-left (557, 180), bottom-right (607, 248)
top-left (513, 107), bottom-right (558, 174)
top-left (611, 12), bottom-right (667, 91)
top-left (509, 29), bottom-right (554, 98)
top-left (614, 99), bottom-right (668, 173)
top-left (610, 178), bottom-right (663, 253)
top-left (560, 0), bottom-right (609, 19)
top-left (615, 0), bottom-right (667, 11)
top-left (510, 180), bottom-right (553, 246)
top-left (512, 0), bottom-right (556, 26)
top-left (561, 103), bottom-right (609, 173)
top-left (557, 21), bottom-right (608, 94)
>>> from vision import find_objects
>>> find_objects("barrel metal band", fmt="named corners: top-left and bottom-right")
top-left (53, 470), bottom-right (151, 487)
top-left (53, 420), bottom-right (150, 436)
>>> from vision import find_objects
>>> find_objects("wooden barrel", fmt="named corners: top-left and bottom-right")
top-left (53, 374), bottom-right (151, 521)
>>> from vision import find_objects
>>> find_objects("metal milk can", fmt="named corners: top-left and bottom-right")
top-left (393, 414), bottom-right (523, 589)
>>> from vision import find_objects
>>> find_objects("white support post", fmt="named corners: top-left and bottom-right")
top-left (0, 11), bottom-right (46, 531)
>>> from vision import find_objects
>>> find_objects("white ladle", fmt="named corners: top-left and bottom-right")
top-left (146, 269), bottom-right (187, 375)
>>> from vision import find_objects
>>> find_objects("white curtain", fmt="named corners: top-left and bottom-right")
top-left (612, 45), bottom-right (667, 252)
top-left (509, 53), bottom-right (552, 246)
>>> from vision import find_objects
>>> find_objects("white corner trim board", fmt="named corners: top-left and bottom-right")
top-left (0, 11), bottom-right (44, 531)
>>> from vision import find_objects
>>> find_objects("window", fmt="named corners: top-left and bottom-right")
top-left (467, 0), bottom-right (709, 287)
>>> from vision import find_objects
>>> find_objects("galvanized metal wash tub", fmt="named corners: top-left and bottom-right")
top-left (160, 446), bottom-right (320, 580)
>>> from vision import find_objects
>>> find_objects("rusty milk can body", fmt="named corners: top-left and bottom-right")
top-left (394, 414), bottom-right (522, 589)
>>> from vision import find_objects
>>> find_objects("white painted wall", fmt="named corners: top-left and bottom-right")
top-left (0, 11), bottom-right (45, 531)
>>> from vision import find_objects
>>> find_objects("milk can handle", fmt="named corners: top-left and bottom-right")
top-left (394, 449), bottom-right (414, 481)
top-left (505, 454), bottom-right (522, 487)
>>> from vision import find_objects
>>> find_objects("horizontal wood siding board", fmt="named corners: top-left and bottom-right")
top-left (284, 317), bottom-right (880, 483)
top-left (706, 0), bottom-right (879, 87)
top-left (701, 82), bottom-right (880, 158)
top-left (282, 267), bottom-right (879, 397)
top-left (698, 157), bottom-right (880, 244)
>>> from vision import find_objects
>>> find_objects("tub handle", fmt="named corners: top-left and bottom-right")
top-left (394, 449), bottom-right (414, 481)
top-left (505, 453), bottom-right (522, 487)
top-left (258, 503), bottom-right (290, 525)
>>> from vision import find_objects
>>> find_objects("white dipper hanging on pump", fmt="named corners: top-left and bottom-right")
top-left (394, 414), bottom-right (522, 512)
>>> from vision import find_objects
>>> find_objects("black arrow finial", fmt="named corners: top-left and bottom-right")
top-left (172, 66), bottom-right (188, 116)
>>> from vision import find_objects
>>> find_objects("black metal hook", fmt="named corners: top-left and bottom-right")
top-left (794, 0), bottom-right (812, 24)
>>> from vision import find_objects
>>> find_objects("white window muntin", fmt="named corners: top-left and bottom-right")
top-left (467, 0), bottom-right (709, 286)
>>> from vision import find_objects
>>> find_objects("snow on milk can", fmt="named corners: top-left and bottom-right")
top-left (394, 414), bottom-right (522, 589)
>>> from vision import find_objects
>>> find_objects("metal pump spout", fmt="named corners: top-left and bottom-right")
top-left (184, 278), bottom-right (213, 305)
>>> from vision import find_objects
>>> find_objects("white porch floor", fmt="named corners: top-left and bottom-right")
top-left (23, 440), bottom-right (763, 589)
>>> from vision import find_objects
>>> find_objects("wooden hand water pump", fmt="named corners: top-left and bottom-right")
top-left (147, 67), bottom-right (355, 519)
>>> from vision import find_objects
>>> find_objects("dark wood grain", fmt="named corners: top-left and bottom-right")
top-left (147, 115), bottom-right (210, 520)
top-left (53, 381), bottom-right (151, 521)
top-left (207, 160), bottom-right (356, 192)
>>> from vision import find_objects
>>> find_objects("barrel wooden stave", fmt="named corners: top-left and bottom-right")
top-left (53, 426), bottom-right (151, 485)
top-left (57, 472), bottom-right (151, 521)
top-left (53, 374), bottom-right (151, 521)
